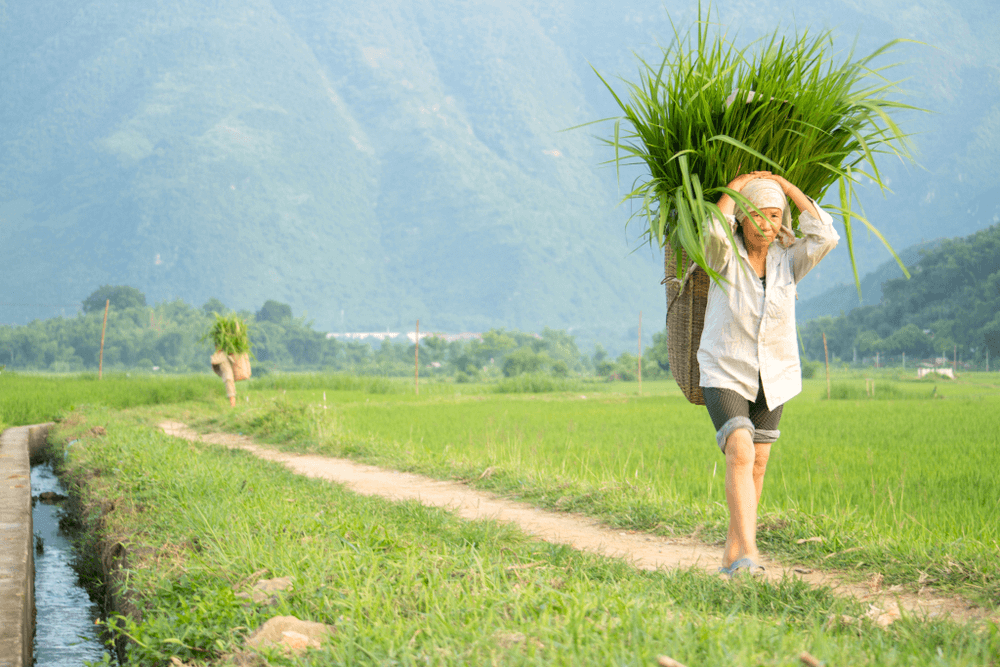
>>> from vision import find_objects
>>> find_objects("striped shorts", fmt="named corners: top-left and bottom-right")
top-left (702, 378), bottom-right (783, 453)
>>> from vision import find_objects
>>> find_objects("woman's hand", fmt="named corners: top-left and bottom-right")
top-left (718, 170), bottom-right (771, 219)
top-left (727, 170), bottom-right (771, 193)
top-left (764, 174), bottom-right (819, 219)
top-left (766, 174), bottom-right (796, 195)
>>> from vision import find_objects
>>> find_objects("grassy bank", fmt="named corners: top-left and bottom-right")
top-left (53, 407), bottom-right (999, 665)
top-left (163, 371), bottom-right (1000, 608)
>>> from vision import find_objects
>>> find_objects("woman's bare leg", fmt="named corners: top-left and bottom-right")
top-left (753, 442), bottom-right (772, 503)
top-left (722, 429), bottom-right (758, 567)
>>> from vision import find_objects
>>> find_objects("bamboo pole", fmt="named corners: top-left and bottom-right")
top-left (823, 332), bottom-right (831, 400)
top-left (637, 311), bottom-right (643, 394)
top-left (99, 299), bottom-right (109, 379)
top-left (953, 344), bottom-right (957, 374)
top-left (414, 319), bottom-right (420, 395)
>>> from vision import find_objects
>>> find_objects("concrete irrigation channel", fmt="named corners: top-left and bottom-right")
top-left (0, 423), bottom-right (51, 667)
top-left (0, 423), bottom-right (103, 667)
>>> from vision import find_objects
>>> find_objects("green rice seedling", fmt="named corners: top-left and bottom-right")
top-left (0, 372), bottom-right (217, 426)
top-left (246, 372), bottom-right (403, 394)
top-left (177, 374), bottom-right (1000, 605)
top-left (203, 313), bottom-right (253, 356)
top-left (596, 3), bottom-right (923, 290)
top-left (493, 373), bottom-right (583, 394)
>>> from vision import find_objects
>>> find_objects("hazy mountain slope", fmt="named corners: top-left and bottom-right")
top-left (795, 239), bottom-right (942, 321)
top-left (1, 0), bottom-right (998, 347)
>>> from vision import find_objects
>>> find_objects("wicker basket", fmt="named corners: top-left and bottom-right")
top-left (663, 244), bottom-right (710, 405)
top-left (230, 353), bottom-right (252, 382)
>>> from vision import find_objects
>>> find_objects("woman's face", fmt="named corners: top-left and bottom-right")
top-left (741, 207), bottom-right (783, 246)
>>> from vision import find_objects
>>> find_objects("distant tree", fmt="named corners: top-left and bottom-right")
top-left (82, 285), bottom-right (146, 313)
top-left (591, 344), bottom-right (608, 367)
top-left (201, 297), bottom-right (227, 316)
top-left (502, 347), bottom-right (549, 377)
top-left (256, 300), bottom-right (293, 323)
top-left (853, 330), bottom-right (882, 356)
top-left (468, 329), bottom-right (517, 368)
top-left (983, 323), bottom-right (1000, 357)
top-left (880, 323), bottom-right (932, 356)
top-left (646, 330), bottom-right (670, 372)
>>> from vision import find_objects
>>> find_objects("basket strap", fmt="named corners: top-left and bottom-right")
top-left (664, 263), bottom-right (699, 316)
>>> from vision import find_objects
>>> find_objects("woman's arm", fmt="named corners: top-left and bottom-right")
top-left (768, 174), bottom-right (819, 218)
top-left (766, 175), bottom-right (839, 281)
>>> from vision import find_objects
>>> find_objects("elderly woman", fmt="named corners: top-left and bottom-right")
top-left (699, 170), bottom-right (839, 576)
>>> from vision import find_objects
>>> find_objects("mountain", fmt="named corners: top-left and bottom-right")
top-left (1, 0), bottom-right (998, 351)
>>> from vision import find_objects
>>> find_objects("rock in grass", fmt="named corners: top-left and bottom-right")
top-left (864, 602), bottom-right (901, 627)
top-left (236, 576), bottom-right (294, 604)
top-left (245, 615), bottom-right (335, 655)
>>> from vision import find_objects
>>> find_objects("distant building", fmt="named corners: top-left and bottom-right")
top-left (326, 332), bottom-right (483, 343)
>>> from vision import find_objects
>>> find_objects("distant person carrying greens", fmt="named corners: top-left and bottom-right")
top-left (699, 171), bottom-right (839, 576)
top-left (211, 351), bottom-right (237, 407)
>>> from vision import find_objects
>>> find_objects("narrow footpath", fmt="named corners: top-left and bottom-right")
top-left (158, 421), bottom-right (993, 626)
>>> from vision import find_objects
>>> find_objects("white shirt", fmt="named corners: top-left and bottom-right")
top-left (697, 201), bottom-right (840, 407)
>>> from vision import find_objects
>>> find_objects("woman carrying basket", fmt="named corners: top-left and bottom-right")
top-left (700, 170), bottom-right (839, 576)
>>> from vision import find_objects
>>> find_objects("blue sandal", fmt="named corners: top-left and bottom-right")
top-left (719, 557), bottom-right (765, 578)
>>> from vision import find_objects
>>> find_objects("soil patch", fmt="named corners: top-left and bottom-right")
top-left (158, 421), bottom-right (994, 625)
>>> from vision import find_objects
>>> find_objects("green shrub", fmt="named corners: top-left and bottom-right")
top-left (493, 374), bottom-right (579, 394)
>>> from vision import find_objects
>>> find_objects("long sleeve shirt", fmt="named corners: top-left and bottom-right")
top-left (697, 201), bottom-right (840, 407)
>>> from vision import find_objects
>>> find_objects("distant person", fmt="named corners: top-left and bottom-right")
top-left (699, 171), bottom-right (839, 576)
top-left (211, 351), bottom-right (237, 407)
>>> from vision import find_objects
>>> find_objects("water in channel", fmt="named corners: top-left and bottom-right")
top-left (31, 462), bottom-right (106, 665)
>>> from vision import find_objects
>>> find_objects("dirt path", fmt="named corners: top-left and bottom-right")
top-left (158, 421), bottom-right (992, 625)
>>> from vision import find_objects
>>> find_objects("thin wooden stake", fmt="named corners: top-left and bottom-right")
top-left (99, 299), bottom-right (109, 379)
top-left (823, 332), bottom-right (831, 400)
top-left (637, 311), bottom-right (643, 394)
top-left (953, 344), bottom-right (957, 374)
top-left (414, 319), bottom-right (420, 395)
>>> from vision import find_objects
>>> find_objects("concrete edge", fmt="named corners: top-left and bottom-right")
top-left (27, 423), bottom-right (54, 462)
top-left (0, 422), bottom-right (52, 667)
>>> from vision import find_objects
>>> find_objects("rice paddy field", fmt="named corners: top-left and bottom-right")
top-left (6, 369), bottom-right (999, 664)
top-left (194, 370), bottom-right (1000, 606)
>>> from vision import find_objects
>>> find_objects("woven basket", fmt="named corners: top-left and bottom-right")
top-left (663, 244), bottom-right (710, 405)
top-left (230, 353), bottom-right (252, 382)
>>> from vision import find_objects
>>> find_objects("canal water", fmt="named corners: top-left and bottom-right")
top-left (31, 462), bottom-right (106, 665)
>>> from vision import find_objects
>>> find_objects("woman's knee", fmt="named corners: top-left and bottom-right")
top-left (753, 443), bottom-right (771, 475)
top-left (724, 430), bottom-right (755, 466)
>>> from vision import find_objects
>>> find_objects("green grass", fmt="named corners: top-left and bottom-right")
top-left (53, 407), bottom-right (1000, 665)
top-left (169, 371), bottom-right (1000, 607)
top-left (0, 372), bottom-right (218, 428)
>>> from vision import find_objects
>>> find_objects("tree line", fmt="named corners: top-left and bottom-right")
top-left (0, 286), bottom-right (673, 380)
top-left (799, 223), bottom-right (1000, 367)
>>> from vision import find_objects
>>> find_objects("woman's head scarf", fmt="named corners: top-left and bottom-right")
top-left (735, 178), bottom-right (794, 246)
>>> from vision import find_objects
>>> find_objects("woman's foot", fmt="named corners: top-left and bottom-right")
top-left (719, 557), bottom-right (765, 578)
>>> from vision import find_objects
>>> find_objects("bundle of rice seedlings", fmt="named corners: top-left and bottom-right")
top-left (205, 313), bottom-right (253, 357)
top-left (596, 4), bottom-right (923, 290)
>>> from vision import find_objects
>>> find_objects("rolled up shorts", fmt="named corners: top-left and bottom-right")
top-left (702, 378), bottom-right (783, 453)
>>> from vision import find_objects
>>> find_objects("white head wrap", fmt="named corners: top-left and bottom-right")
top-left (735, 178), bottom-right (793, 246)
